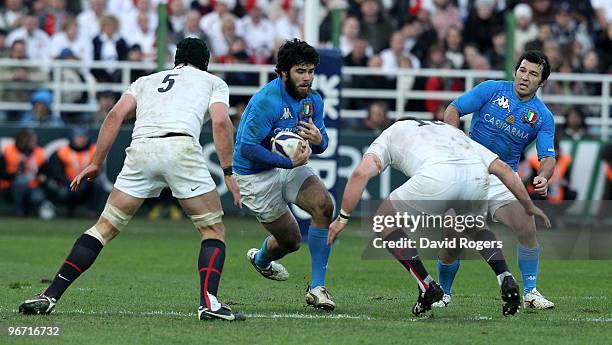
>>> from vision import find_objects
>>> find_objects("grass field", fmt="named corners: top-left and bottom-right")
top-left (1, 217), bottom-right (610, 344)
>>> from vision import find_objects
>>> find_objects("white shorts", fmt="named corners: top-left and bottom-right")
top-left (487, 173), bottom-right (518, 220)
top-left (235, 165), bottom-right (316, 223)
top-left (389, 164), bottom-right (489, 216)
top-left (114, 136), bottom-right (216, 199)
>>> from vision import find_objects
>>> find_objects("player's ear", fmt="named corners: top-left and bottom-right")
top-left (280, 70), bottom-right (288, 81)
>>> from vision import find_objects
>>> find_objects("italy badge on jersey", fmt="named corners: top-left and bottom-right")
top-left (301, 102), bottom-right (314, 118)
top-left (522, 110), bottom-right (538, 127)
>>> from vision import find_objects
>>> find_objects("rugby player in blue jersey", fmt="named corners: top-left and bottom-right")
top-left (232, 39), bottom-right (336, 310)
top-left (435, 51), bottom-right (556, 309)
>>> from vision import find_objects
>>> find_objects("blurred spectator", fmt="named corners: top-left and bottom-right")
top-left (343, 36), bottom-right (370, 67)
top-left (531, 0), bottom-right (555, 25)
top-left (424, 59), bottom-right (462, 113)
top-left (381, 31), bottom-right (420, 72)
top-left (462, 0), bottom-right (501, 54)
top-left (551, 2), bottom-right (592, 55)
top-left (168, 0), bottom-right (188, 34)
top-left (50, 17), bottom-right (92, 62)
top-left (54, 48), bottom-right (89, 123)
top-left (39, 0), bottom-right (70, 36)
top-left (20, 90), bottom-right (64, 127)
top-left (172, 9), bottom-right (209, 46)
top-left (0, 0), bottom-right (26, 32)
top-left (44, 127), bottom-right (106, 216)
top-left (0, 29), bottom-right (9, 57)
top-left (561, 107), bottom-right (590, 140)
top-left (0, 40), bottom-right (49, 122)
top-left (126, 12), bottom-right (156, 62)
top-left (0, 129), bottom-right (48, 217)
top-left (485, 30), bottom-right (505, 70)
top-left (358, 0), bottom-right (394, 53)
top-left (400, 15), bottom-right (437, 63)
top-left (91, 15), bottom-right (128, 82)
top-left (273, 0), bottom-right (303, 44)
top-left (200, 0), bottom-right (236, 58)
top-left (118, 0), bottom-right (158, 39)
top-left (128, 45), bottom-right (153, 82)
top-left (362, 101), bottom-right (392, 133)
top-left (429, 0), bottom-right (462, 42)
top-left (524, 22), bottom-right (553, 52)
top-left (542, 40), bottom-right (561, 72)
top-left (339, 16), bottom-right (362, 57)
top-left (236, 1), bottom-right (274, 63)
top-left (595, 25), bottom-right (612, 73)
top-left (462, 42), bottom-right (481, 69)
top-left (443, 25), bottom-right (463, 69)
top-left (591, 0), bottom-right (612, 32)
top-left (6, 11), bottom-right (51, 61)
top-left (90, 91), bottom-right (116, 125)
top-left (76, 0), bottom-right (107, 41)
top-left (513, 3), bottom-right (537, 57)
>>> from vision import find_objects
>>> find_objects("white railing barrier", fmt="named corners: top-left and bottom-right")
top-left (0, 59), bottom-right (610, 139)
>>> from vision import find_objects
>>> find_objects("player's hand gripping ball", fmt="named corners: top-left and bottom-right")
top-left (271, 131), bottom-right (306, 157)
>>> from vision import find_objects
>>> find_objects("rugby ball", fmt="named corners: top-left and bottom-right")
top-left (271, 131), bottom-right (305, 157)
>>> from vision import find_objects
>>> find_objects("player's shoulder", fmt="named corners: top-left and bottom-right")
top-left (250, 79), bottom-right (283, 110)
top-left (477, 79), bottom-right (509, 91)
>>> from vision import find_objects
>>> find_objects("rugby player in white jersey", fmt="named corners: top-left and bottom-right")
top-left (327, 119), bottom-right (550, 316)
top-left (18, 38), bottom-right (245, 321)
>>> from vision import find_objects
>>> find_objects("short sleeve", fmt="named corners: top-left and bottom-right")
top-left (125, 78), bottom-right (140, 98)
top-left (536, 111), bottom-right (556, 159)
top-left (209, 77), bottom-right (230, 108)
top-left (365, 129), bottom-right (392, 171)
top-left (451, 80), bottom-right (500, 116)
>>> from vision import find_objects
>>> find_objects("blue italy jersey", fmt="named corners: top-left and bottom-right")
top-left (233, 77), bottom-right (327, 174)
top-left (451, 80), bottom-right (555, 171)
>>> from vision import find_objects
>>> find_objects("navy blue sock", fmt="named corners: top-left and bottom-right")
top-left (518, 244), bottom-right (540, 295)
top-left (308, 226), bottom-right (332, 288)
top-left (198, 239), bottom-right (225, 308)
top-left (437, 259), bottom-right (460, 295)
top-left (45, 234), bottom-right (104, 300)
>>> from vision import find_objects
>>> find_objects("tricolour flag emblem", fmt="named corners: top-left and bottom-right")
top-left (522, 110), bottom-right (538, 127)
top-left (301, 102), bottom-right (313, 117)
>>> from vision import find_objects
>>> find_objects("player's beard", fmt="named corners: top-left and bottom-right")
top-left (285, 78), bottom-right (310, 100)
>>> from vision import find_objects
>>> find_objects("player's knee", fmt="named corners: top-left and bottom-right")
top-left (84, 225), bottom-right (110, 245)
top-left (310, 195), bottom-right (334, 223)
top-left (190, 210), bottom-right (224, 230)
top-left (100, 203), bottom-right (133, 232)
top-left (198, 222), bottom-right (225, 241)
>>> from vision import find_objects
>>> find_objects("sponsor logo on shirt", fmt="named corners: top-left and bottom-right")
top-left (483, 113), bottom-right (529, 139)
top-left (492, 96), bottom-right (510, 111)
top-left (281, 107), bottom-right (293, 120)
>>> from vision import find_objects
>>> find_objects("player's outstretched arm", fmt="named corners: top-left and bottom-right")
top-left (210, 102), bottom-right (241, 208)
top-left (71, 93), bottom-right (136, 191)
top-left (443, 104), bottom-right (461, 128)
top-left (327, 154), bottom-right (381, 245)
top-left (488, 158), bottom-right (551, 228)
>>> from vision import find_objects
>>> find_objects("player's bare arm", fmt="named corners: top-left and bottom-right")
top-left (533, 156), bottom-right (556, 197)
top-left (71, 93), bottom-right (137, 191)
top-left (298, 117), bottom-right (322, 145)
top-left (488, 158), bottom-right (551, 228)
top-left (327, 154), bottom-right (381, 245)
top-left (210, 102), bottom-right (242, 208)
top-left (443, 104), bottom-right (461, 128)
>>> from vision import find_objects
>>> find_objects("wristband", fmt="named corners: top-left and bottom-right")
top-left (338, 209), bottom-right (351, 224)
top-left (222, 166), bottom-right (233, 176)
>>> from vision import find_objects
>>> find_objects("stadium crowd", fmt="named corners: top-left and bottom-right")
top-left (0, 0), bottom-right (611, 128)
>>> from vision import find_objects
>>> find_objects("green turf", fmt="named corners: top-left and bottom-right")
top-left (0, 217), bottom-right (610, 344)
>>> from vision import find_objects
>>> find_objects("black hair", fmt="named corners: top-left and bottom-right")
top-left (515, 50), bottom-right (551, 83)
top-left (174, 37), bottom-right (210, 71)
top-left (275, 39), bottom-right (320, 76)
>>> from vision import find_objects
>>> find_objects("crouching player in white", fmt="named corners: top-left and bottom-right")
top-left (327, 119), bottom-right (551, 316)
top-left (233, 39), bottom-right (336, 310)
top-left (18, 38), bottom-right (246, 321)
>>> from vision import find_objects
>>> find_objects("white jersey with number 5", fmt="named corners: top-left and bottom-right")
top-left (366, 119), bottom-right (499, 177)
top-left (126, 65), bottom-right (229, 140)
